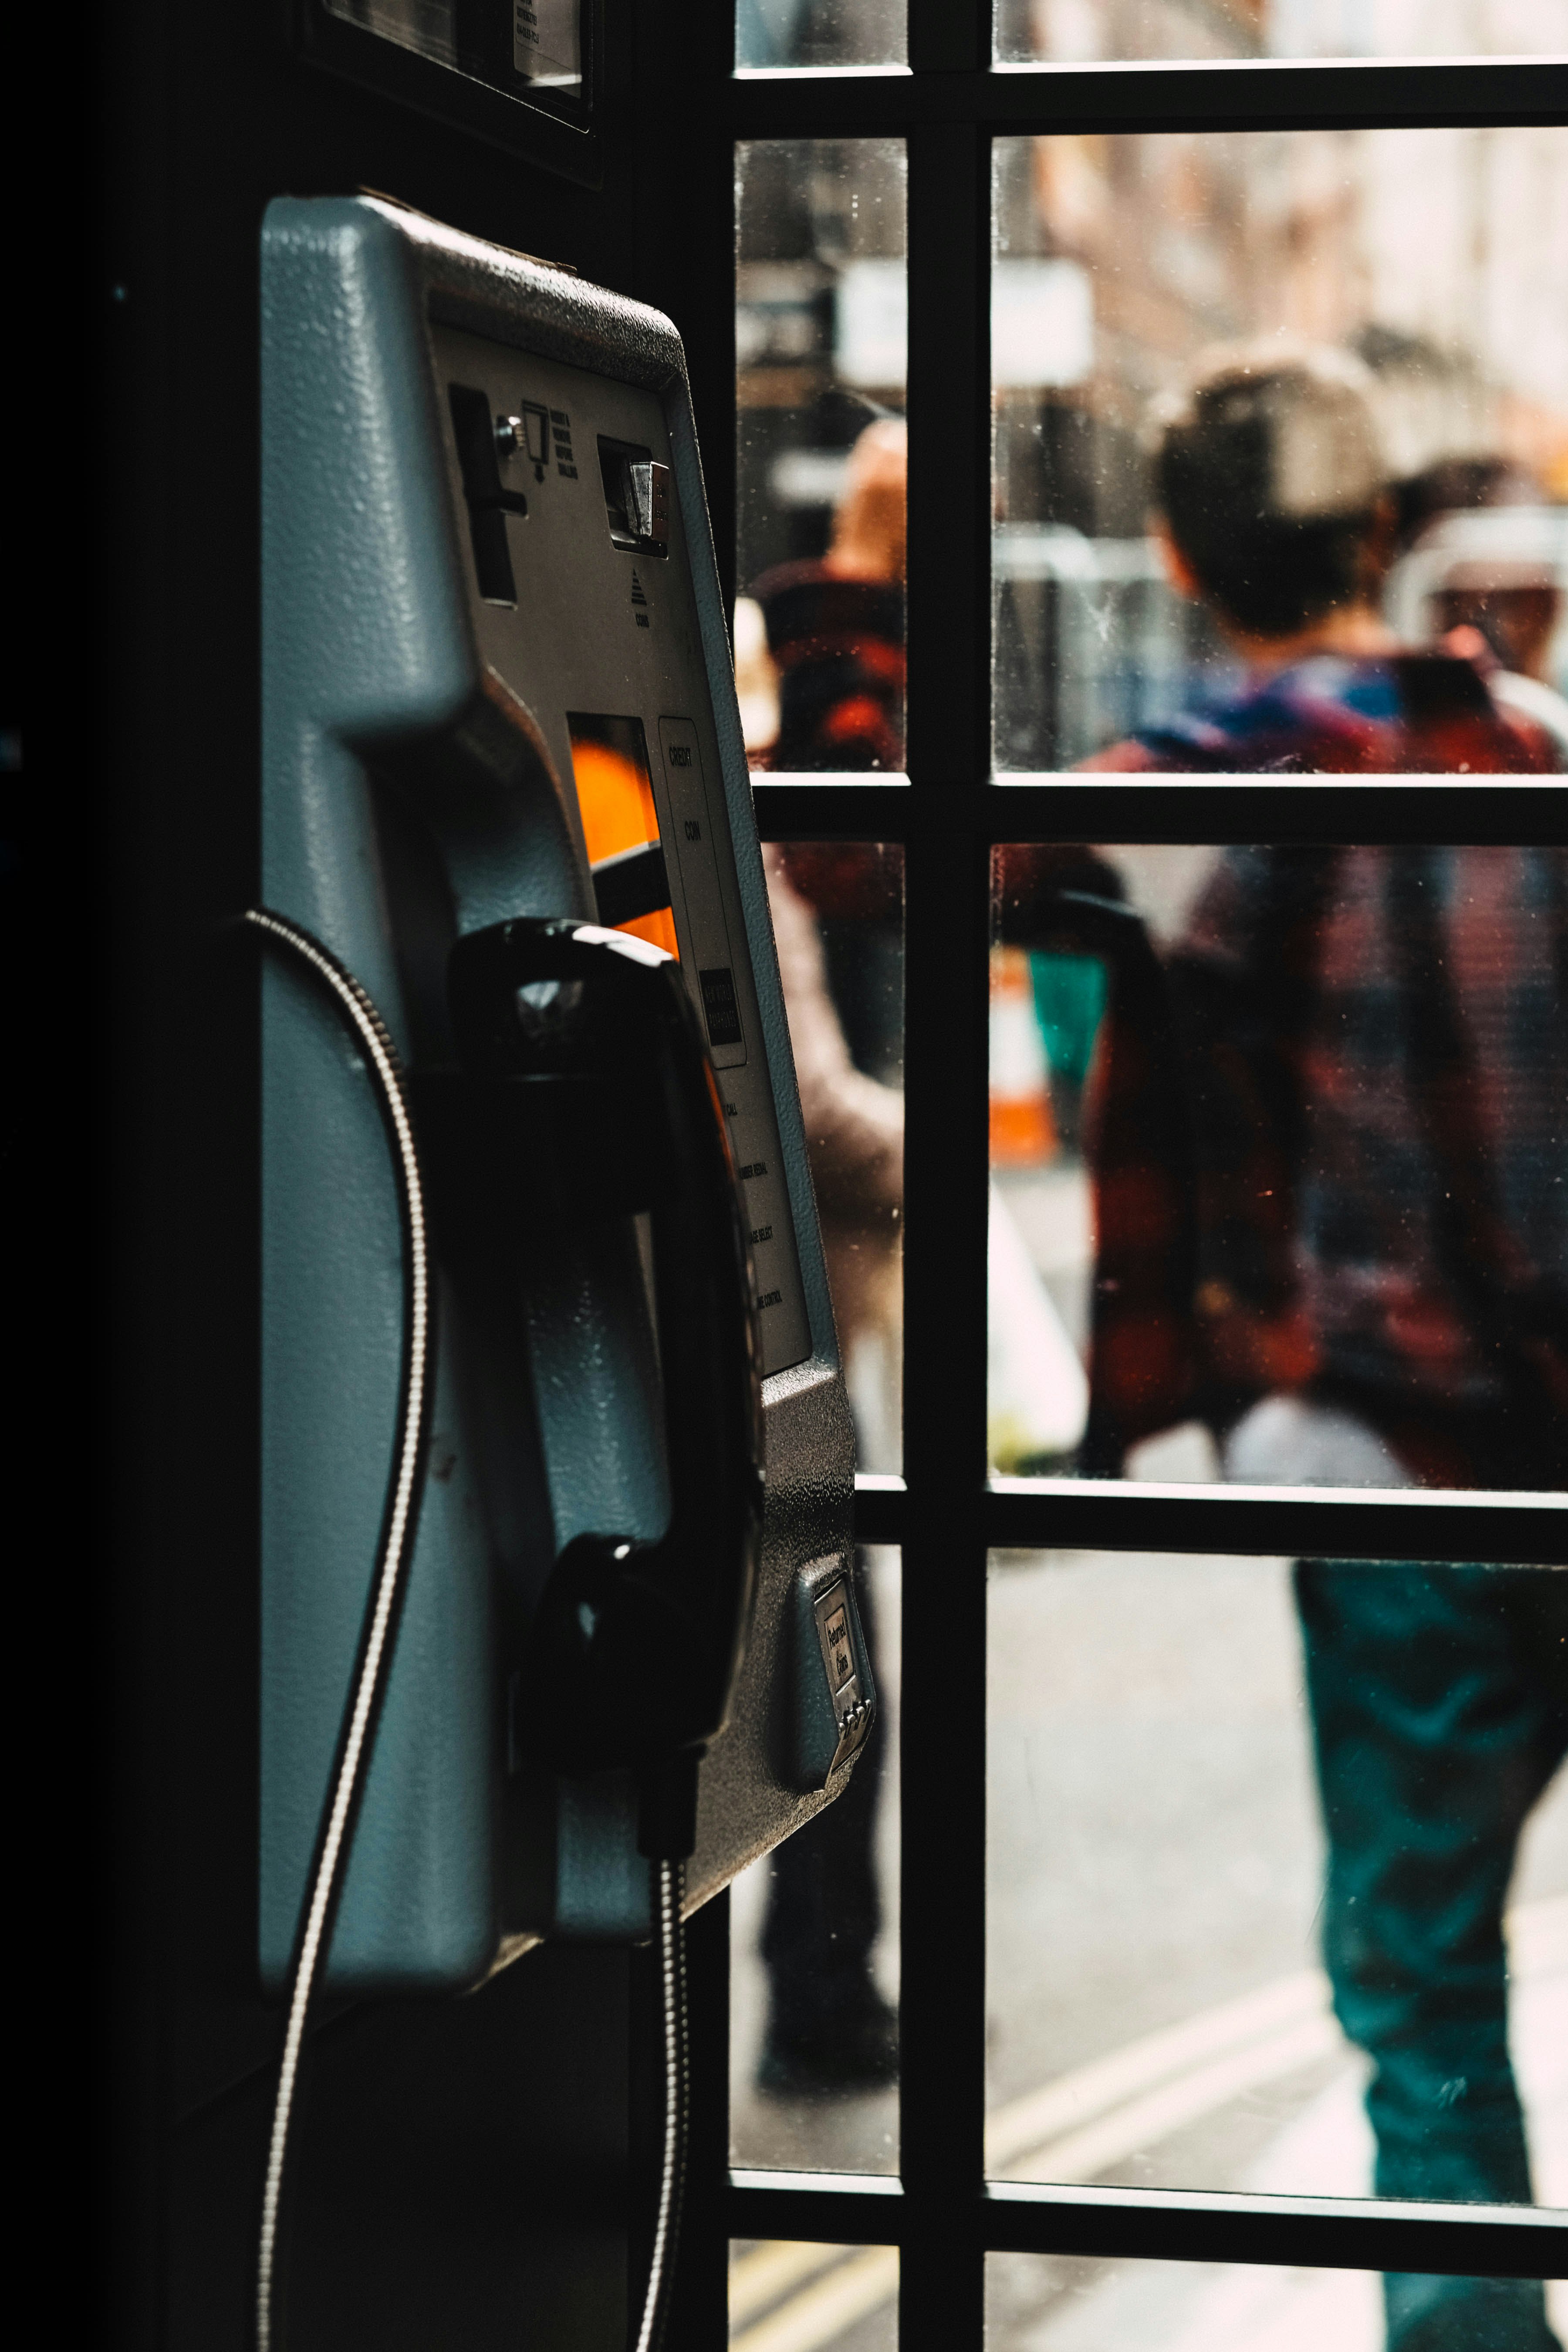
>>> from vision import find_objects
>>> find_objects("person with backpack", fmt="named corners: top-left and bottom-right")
top-left (1081, 346), bottom-right (1567, 2352)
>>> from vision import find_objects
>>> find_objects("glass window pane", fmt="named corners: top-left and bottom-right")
top-left (730, 1545), bottom-right (901, 2173)
top-left (987, 1549), bottom-right (1568, 2221)
top-left (990, 841), bottom-right (1568, 1494)
top-left (988, 2251), bottom-right (1568, 2352)
top-left (737, 140), bottom-right (907, 774)
top-left (995, 0), bottom-right (1568, 66)
top-left (738, 0), bottom-right (906, 71)
top-left (731, 2240), bottom-right (898, 2348)
top-left (992, 126), bottom-right (1568, 772)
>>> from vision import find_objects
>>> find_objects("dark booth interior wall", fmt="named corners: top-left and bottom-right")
top-left (104, 7), bottom-right (738, 2345)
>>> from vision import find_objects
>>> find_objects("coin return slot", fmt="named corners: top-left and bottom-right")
top-left (598, 436), bottom-right (669, 558)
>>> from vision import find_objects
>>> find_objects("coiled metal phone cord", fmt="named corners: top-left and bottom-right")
top-left (636, 1857), bottom-right (690, 2352)
top-left (246, 909), bottom-right (436, 2352)
top-left (247, 906), bottom-right (694, 2352)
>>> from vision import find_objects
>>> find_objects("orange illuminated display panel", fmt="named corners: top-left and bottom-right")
top-left (566, 713), bottom-right (678, 960)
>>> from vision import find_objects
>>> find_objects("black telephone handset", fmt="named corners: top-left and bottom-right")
top-left (413, 917), bottom-right (764, 1854)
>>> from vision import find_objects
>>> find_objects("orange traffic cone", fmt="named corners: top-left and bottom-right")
top-left (989, 946), bottom-right (1057, 1167)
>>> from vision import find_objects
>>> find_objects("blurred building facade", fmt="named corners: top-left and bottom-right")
top-left (996, 0), bottom-right (1567, 64)
top-left (993, 108), bottom-right (1568, 761)
top-left (736, 139), bottom-right (907, 608)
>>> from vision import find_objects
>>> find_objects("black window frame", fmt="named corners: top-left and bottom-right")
top-left (667, 10), bottom-right (1568, 2345)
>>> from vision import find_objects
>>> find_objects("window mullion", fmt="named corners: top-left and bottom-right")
top-left (897, 97), bottom-right (994, 2352)
top-left (750, 779), bottom-right (1568, 845)
top-left (725, 60), bottom-right (1568, 139)
top-left (908, 0), bottom-right (990, 75)
top-left (905, 119), bottom-right (992, 791)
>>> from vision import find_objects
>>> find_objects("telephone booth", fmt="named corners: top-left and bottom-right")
top-left (105, 6), bottom-right (1568, 2348)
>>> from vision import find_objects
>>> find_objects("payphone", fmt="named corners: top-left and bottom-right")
top-left (257, 193), bottom-right (869, 2340)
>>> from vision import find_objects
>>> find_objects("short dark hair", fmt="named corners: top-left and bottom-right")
top-left (1155, 354), bottom-right (1385, 638)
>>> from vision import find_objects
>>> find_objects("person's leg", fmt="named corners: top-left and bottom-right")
top-left (759, 1553), bottom-right (896, 2092)
top-left (1294, 1561), bottom-right (1568, 2352)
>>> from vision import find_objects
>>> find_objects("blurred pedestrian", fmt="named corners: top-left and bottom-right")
top-left (756, 845), bottom-right (902, 2093)
top-left (750, 418), bottom-right (906, 773)
top-left (743, 422), bottom-right (909, 2093)
top-left (1392, 455), bottom-right (1568, 764)
top-left (1083, 346), bottom-right (1568, 2352)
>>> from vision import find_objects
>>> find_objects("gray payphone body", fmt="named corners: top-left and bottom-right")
top-left (260, 195), bottom-right (867, 1990)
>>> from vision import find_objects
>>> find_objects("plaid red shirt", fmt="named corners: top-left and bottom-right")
top-left (1157, 840), bottom-right (1568, 1486)
top-left (1082, 647), bottom-right (1558, 779)
top-left (1017, 653), bottom-right (1568, 1487)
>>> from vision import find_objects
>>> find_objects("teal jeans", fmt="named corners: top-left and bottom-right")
top-left (1295, 1562), bottom-right (1568, 2352)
